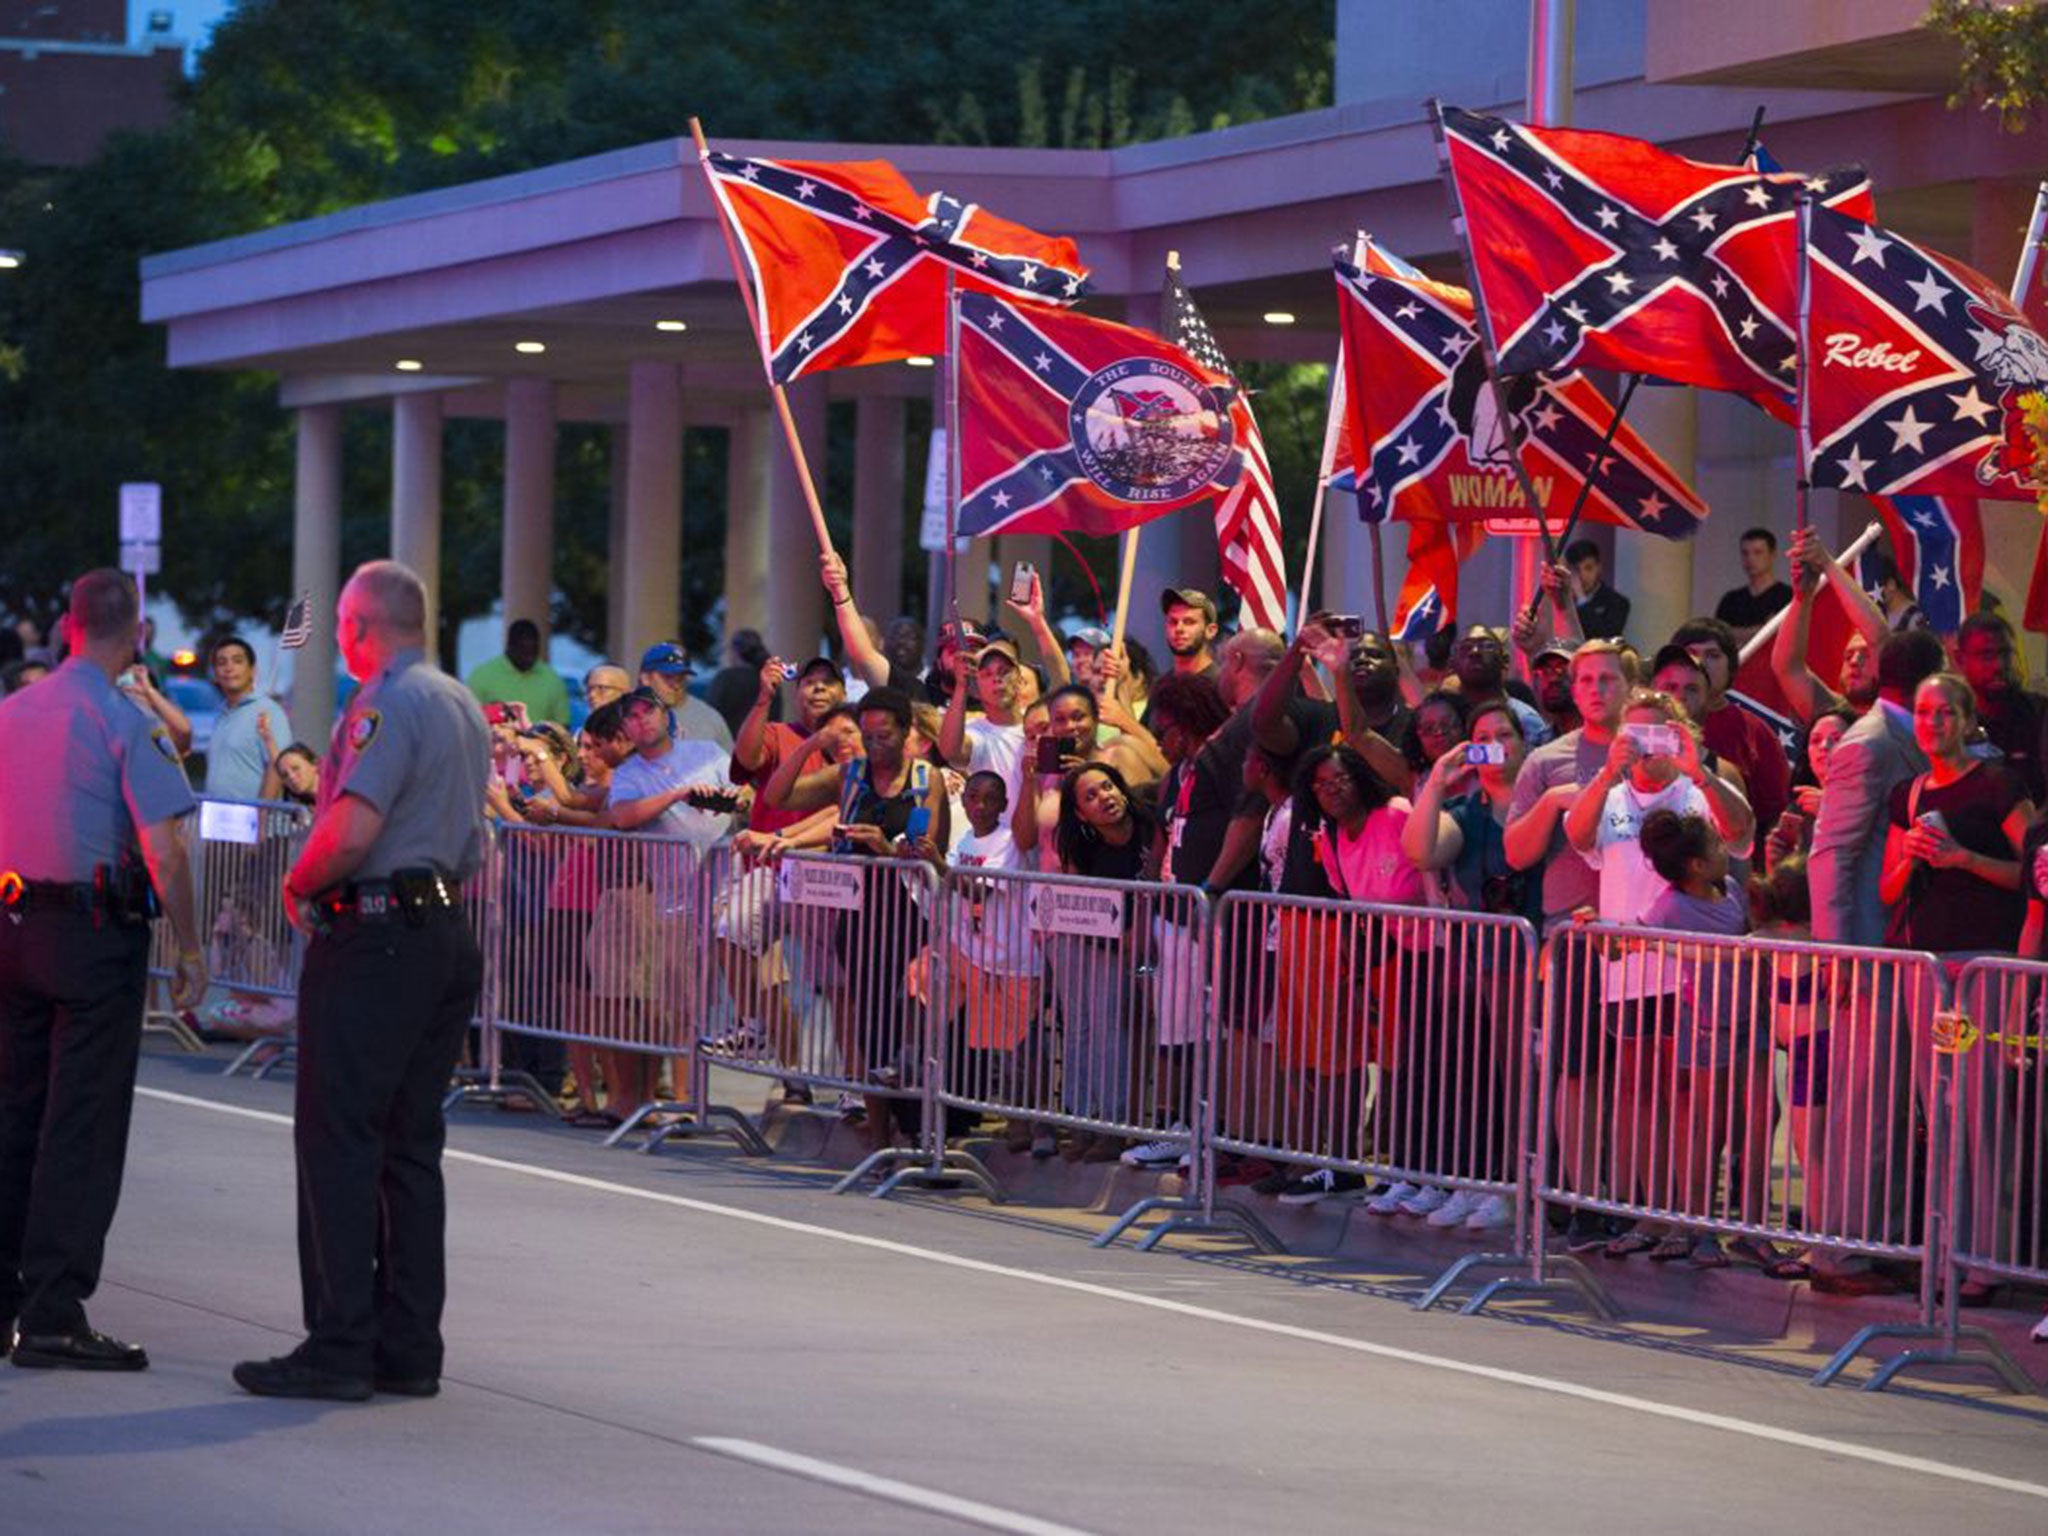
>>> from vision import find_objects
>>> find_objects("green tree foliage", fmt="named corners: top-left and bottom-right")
top-left (1925, 0), bottom-right (2048, 132)
top-left (0, 0), bottom-right (1333, 647)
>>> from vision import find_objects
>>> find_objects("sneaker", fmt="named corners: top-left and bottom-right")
top-left (2031, 1313), bottom-right (2048, 1345)
top-left (1030, 1130), bottom-right (1058, 1160)
top-left (700, 1023), bottom-right (768, 1058)
top-left (1424, 1189), bottom-right (1481, 1228)
top-left (1400, 1185), bottom-right (1451, 1218)
top-left (1251, 1165), bottom-right (1298, 1195)
top-left (1366, 1180), bottom-right (1421, 1215)
top-left (1463, 1194), bottom-right (1512, 1232)
top-left (834, 1094), bottom-right (865, 1122)
top-left (1276, 1169), bottom-right (1368, 1207)
top-left (1120, 1128), bottom-right (1190, 1169)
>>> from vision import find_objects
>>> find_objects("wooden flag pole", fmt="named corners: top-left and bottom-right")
top-left (689, 117), bottom-right (837, 558)
top-left (1794, 187), bottom-right (1814, 534)
top-left (943, 268), bottom-right (963, 627)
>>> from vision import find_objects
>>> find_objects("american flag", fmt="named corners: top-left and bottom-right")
top-left (279, 591), bottom-right (312, 651)
top-left (1162, 268), bottom-right (1288, 632)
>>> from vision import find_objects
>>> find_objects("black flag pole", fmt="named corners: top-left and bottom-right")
top-left (1426, 100), bottom-right (1564, 577)
top-left (1516, 370), bottom-right (1644, 624)
top-left (1739, 105), bottom-right (1768, 167)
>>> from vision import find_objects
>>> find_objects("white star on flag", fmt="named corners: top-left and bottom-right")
top-left (1950, 386), bottom-right (1995, 426)
top-left (1594, 206), bottom-right (1620, 230)
top-left (1396, 437), bottom-right (1423, 466)
top-left (1887, 407), bottom-right (1933, 454)
top-left (1018, 264), bottom-right (1038, 287)
top-left (1652, 238), bottom-right (1678, 262)
top-left (1929, 565), bottom-right (1952, 590)
top-left (1837, 445), bottom-right (1874, 488)
top-left (1905, 271), bottom-right (1948, 314)
top-left (1605, 271), bottom-right (1634, 295)
top-left (1689, 208), bottom-right (1718, 233)
top-left (1845, 226), bottom-right (1890, 266)
top-left (794, 180), bottom-right (817, 199)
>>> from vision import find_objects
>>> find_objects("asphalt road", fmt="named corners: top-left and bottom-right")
top-left (1, 1051), bottom-right (2044, 1536)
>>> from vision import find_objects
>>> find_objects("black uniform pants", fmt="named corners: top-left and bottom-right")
top-left (0, 912), bottom-right (149, 1335)
top-left (294, 908), bottom-right (481, 1379)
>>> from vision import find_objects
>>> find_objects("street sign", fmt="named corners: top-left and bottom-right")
top-left (119, 482), bottom-right (162, 544)
top-left (119, 541), bottom-right (162, 576)
top-left (918, 428), bottom-right (968, 553)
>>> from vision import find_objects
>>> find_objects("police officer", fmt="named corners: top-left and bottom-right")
top-left (0, 568), bottom-right (207, 1370)
top-left (232, 560), bottom-right (489, 1402)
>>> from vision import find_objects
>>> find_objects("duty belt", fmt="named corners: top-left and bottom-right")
top-left (312, 870), bottom-right (460, 930)
top-left (0, 873), bottom-right (103, 915)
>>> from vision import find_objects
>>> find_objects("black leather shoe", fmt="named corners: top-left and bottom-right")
top-left (374, 1375), bottom-right (439, 1398)
top-left (12, 1328), bottom-right (149, 1371)
top-left (232, 1354), bottom-right (373, 1401)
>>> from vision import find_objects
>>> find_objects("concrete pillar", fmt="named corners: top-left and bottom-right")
top-left (291, 404), bottom-right (343, 747)
top-left (606, 424), bottom-right (630, 664)
top-left (852, 394), bottom-right (906, 624)
top-left (501, 377), bottom-right (557, 642)
top-left (1610, 384), bottom-right (1699, 652)
top-left (725, 405), bottom-right (773, 643)
top-left (622, 362), bottom-right (683, 656)
top-left (1971, 178), bottom-right (2037, 286)
top-left (391, 391), bottom-right (443, 651)
top-left (766, 380), bottom-right (828, 659)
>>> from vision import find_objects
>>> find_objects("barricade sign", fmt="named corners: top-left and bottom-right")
top-left (1031, 883), bottom-right (1125, 939)
top-left (777, 858), bottom-right (864, 911)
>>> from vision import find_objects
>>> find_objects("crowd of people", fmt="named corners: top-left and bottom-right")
top-left (12, 520), bottom-right (2046, 1323)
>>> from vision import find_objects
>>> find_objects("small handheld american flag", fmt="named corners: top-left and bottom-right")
top-left (1162, 269), bottom-right (1287, 632)
top-left (279, 591), bottom-right (312, 651)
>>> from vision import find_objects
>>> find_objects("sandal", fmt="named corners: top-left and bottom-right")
top-left (1603, 1230), bottom-right (1659, 1260)
top-left (565, 1108), bottom-right (623, 1130)
top-left (1689, 1236), bottom-right (1728, 1268)
top-left (1725, 1235), bottom-right (1783, 1270)
top-left (1647, 1234), bottom-right (1693, 1263)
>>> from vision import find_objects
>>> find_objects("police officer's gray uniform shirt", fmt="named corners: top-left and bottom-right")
top-left (317, 648), bottom-right (490, 883)
top-left (0, 656), bottom-right (197, 881)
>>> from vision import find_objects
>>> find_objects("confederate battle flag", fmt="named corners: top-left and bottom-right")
top-left (1435, 105), bottom-right (1873, 411)
top-left (1801, 203), bottom-right (2048, 503)
top-left (702, 149), bottom-right (1092, 384)
top-left (1334, 244), bottom-right (1707, 536)
top-left (955, 291), bottom-right (1245, 540)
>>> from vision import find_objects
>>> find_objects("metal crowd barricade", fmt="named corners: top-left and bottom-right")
top-left (920, 865), bottom-right (1228, 1238)
top-left (449, 821), bottom-right (765, 1145)
top-left (708, 848), bottom-right (982, 1196)
top-left (145, 797), bottom-right (311, 1068)
top-left (1454, 922), bottom-right (2029, 1392)
top-left (1204, 890), bottom-right (1539, 1276)
top-left (1927, 956), bottom-right (2045, 1394)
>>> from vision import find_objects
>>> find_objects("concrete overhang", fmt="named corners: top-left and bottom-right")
top-left (140, 71), bottom-right (2020, 414)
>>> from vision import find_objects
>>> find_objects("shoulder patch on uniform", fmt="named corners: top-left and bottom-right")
top-left (348, 709), bottom-right (382, 753)
top-left (149, 725), bottom-right (180, 764)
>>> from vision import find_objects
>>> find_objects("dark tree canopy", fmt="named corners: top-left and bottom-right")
top-left (0, 0), bottom-right (1333, 649)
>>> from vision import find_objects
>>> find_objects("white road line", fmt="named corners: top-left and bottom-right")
top-left (137, 1086), bottom-right (2048, 1504)
top-left (691, 1437), bottom-right (1101, 1536)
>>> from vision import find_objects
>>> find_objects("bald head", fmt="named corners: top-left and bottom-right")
top-left (343, 561), bottom-right (428, 637)
top-left (1217, 628), bottom-right (1285, 709)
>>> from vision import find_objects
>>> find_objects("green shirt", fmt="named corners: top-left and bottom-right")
top-left (464, 653), bottom-right (570, 726)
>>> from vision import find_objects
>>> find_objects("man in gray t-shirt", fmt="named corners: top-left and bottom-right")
top-left (203, 635), bottom-right (293, 802)
top-left (1503, 641), bottom-right (1629, 932)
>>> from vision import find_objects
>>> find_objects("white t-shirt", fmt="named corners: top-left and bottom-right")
top-left (607, 738), bottom-right (735, 851)
top-left (964, 716), bottom-right (1026, 800)
top-left (950, 823), bottom-right (1039, 976)
top-left (1583, 775), bottom-right (1752, 1000)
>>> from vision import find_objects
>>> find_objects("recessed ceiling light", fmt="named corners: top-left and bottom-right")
top-left (1263, 311), bottom-right (1297, 326)
top-left (514, 340), bottom-right (546, 354)
top-left (654, 319), bottom-right (688, 332)
top-left (394, 359), bottom-right (424, 372)
top-left (905, 355), bottom-right (936, 368)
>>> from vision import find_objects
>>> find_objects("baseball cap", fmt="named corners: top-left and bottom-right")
top-left (795, 656), bottom-right (842, 684)
top-left (1650, 643), bottom-right (1705, 677)
top-left (1532, 637), bottom-right (1580, 666)
top-left (637, 642), bottom-right (693, 677)
top-left (1069, 626), bottom-right (1112, 651)
top-left (975, 637), bottom-right (1022, 667)
top-left (620, 685), bottom-right (671, 717)
top-left (1160, 588), bottom-right (1218, 623)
